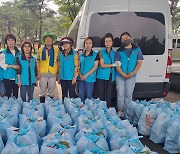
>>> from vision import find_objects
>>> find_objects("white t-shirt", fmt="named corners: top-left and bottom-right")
top-left (11, 50), bottom-right (16, 57)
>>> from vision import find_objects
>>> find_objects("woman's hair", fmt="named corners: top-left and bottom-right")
top-left (84, 37), bottom-right (94, 48)
top-left (104, 33), bottom-right (113, 41)
top-left (119, 32), bottom-right (132, 47)
top-left (21, 40), bottom-right (33, 54)
top-left (4, 33), bottom-right (16, 44)
top-left (120, 32), bottom-right (131, 41)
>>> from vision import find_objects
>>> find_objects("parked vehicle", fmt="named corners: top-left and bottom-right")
top-left (170, 34), bottom-right (180, 90)
top-left (172, 34), bottom-right (180, 61)
top-left (68, 0), bottom-right (173, 99)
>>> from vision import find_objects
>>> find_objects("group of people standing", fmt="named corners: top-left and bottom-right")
top-left (0, 31), bottom-right (143, 117)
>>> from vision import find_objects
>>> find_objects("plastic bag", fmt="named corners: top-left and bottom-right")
top-left (1, 143), bottom-right (39, 154)
top-left (41, 137), bottom-right (77, 154)
top-left (138, 107), bottom-right (158, 136)
top-left (164, 115), bottom-right (180, 153)
top-left (77, 132), bottom-right (109, 154)
top-left (23, 103), bottom-right (44, 118)
top-left (40, 144), bottom-right (77, 154)
top-left (6, 126), bottom-right (41, 147)
top-left (133, 104), bottom-right (145, 126)
top-left (48, 123), bottom-right (76, 137)
top-left (19, 114), bottom-right (46, 138)
top-left (109, 144), bottom-right (135, 154)
top-left (150, 112), bottom-right (171, 143)
top-left (125, 101), bottom-right (138, 123)
top-left (0, 136), bottom-right (4, 153)
top-left (47, 113), bottom-right (72, 130)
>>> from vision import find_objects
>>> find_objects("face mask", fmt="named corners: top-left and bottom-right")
top-left (122, 39), bottom-right (132, 47)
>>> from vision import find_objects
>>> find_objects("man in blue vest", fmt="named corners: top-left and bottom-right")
top-left (115, 32), bottom-right (143, 117)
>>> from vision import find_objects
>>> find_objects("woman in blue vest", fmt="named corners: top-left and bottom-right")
top-left (16, 41), bottom-right (37, 102)
top-left (94, 33), bottom-right (119, 107)
top-left (1, 34), bottom-right (20, 98)
top-left (59, 37), bottom-right (79, 100)
top-left (0, 52), bottom-right (5, 96)
top-left (79, 37), bottom-right (99, 102)
top-left (115, 32), bottom-right (143, 117)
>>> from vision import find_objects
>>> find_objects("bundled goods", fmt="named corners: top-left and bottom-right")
top-left (0, 97), bottom-right (161, 154)
top-left (76, 128), bottom-right (109, 153)
top-left (149, 112), bottom-right (171, 143)
top-left (0, 136), bottom-right (4, 153)
top-left (48, 123), bottom-right (76, 137)
top-left (23, 102), bottom-right (44, 118)
top-left (47, 113), bottom-right (72, 130)
top-left (40, 131), bottom-right (77, 154)
top-left (1, 126), bottom-right (40, 154)
top-left (163, 110), bottom-right (180, 153)
top-left (125, 101), bottom-right (139, 123)
top-left (1, 143), bottom-right (39, 154)
top-left (137, 105), bottom-right (158, 136)
top-left (19, 114), bottom-right (46, 138)
top-left (125, 99), bottom-right (180, 153)
top-left (6, 126), bottom-right (41, 146)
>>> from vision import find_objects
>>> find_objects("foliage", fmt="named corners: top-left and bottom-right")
top-left (169, 0), bottom-right (180, 32)
top-left (0, 0), bottom-right (179, 44)
top-left (55, 0), bottom-right (85, 34)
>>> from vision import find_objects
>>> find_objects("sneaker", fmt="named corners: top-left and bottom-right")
top-left (117, 111), bottom-right (124, 118)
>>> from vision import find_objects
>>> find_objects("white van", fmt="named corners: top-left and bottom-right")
top-left (68, 0), bottom-right (172, 99)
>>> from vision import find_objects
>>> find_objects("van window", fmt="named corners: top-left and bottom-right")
top-left (88, 12), bottom-right (165, 55)
top-left (173, 38), bottom-right (180, 48)
top-left (69, 19), bottom-right (80, 48)
top-left (178, 39), bottom-right (180, 48)
top-left (172, 39), bottom-right (176, 48)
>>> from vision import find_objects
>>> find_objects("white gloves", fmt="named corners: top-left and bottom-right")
top-left (112, 61), bottom-right (121, 67)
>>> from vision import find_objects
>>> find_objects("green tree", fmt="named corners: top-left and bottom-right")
top-left (0, 2), bottom-right (18, 34)
top-left (169, 0), bottom-right (180, 32)
top-left (55, 0), bottom-right (85, 34)
top-left (18, 0), bottom-right (55, 42)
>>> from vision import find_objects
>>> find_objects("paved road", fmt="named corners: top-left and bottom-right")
top-left (164, 87), bottom-right (180, 103)
top-left (34, 82), bottom-right (62, 100)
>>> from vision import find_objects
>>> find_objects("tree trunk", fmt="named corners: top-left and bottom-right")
top-left (17, 27), bottom-right (21, 41)
top-left (7, 20), bottom-right (11, 33)
top-left (39, 9), bottom-right (43, 46)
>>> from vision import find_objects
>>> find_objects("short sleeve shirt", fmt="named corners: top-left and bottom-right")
top-left (115, 48), bottom-right (144, 61)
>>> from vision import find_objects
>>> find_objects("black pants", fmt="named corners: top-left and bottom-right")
top-left (94, 78), bottom-right (113, 108)
top-left (61, 80), bottom-right (77, 100)
top-left (3, 79), bottom-right (19, 98)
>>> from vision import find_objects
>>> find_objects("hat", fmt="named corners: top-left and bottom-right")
top-left (61, 36), bottom-right (74, 45)
top-left (61, 39), bottom-right (71, 43)
top-left (41, 32), bottom-right (57, 44)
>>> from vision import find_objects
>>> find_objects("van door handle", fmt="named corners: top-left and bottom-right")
top-left (156, 59), bottom-right (159, 62)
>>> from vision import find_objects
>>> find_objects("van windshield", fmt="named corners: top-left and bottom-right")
top-left (88, 12), bottom-right (165, 55)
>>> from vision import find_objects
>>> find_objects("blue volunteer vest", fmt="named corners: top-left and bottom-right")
top-left (59, 49), bottom-right (76, 80)
top-left (80, 51), bottom-right (97, 82)
top-left (116, 47), bottom-right (140, 77)
top-left (0, 67), bottom-right (4, 81)
top-left (2, 49), bottom-right (20, 80)
top-left (0, 52), bottom-right (4, 81)
top-left (17, 54), bottom-right (36, 85)
top-left (96, 48), bottom-right (115, 81)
